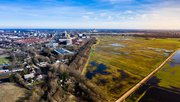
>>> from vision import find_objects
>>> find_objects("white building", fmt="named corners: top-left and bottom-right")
top-left (0, 69), bottom-right (10, 73)
top-left (24, 73), bottom-right (35, 79)
top-left (59, 38), bottom-right (72, 45)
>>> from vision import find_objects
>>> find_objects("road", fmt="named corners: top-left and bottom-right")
top-left (116, 48), bottom-right (180, 102)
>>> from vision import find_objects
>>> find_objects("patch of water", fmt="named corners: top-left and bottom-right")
top-left (109, 43), bottom-right (125, 47)
top-left (86, 62), bottom-right (111, 79)
top-left (90, 61), bottom-right (97, 66)
top-left (170, 50), bottom-right (180, 67)
top-left (164, 53), bottom-right (169, 57)
top-left (117, 69), bottom-right (129, 79)
top-left (147, 47), bottom-right (174, 53)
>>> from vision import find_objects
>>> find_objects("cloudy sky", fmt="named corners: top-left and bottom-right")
top-left (0, 0), bottom-right (180, 29)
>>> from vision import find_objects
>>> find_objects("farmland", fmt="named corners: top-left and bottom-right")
top-left (85, 36), bottom-right (180, 101)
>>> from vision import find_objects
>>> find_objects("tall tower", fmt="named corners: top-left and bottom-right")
top-left (64, 31), bottom-right (68, 38)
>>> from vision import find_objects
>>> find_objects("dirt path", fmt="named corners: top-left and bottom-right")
top-left (116, 48), bottom-right (180, 102)
top-left (81, 54), bottom-right (91, 76)
top-left (81, 37), bottom-right (99, 76)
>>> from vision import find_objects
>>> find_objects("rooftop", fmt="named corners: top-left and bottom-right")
top-left (54, 48), bottom-right (74, 55)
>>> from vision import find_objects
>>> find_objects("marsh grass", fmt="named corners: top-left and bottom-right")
top-left (86, 36), bottom-right (180, 101)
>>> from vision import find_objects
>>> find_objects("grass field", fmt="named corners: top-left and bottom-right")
top-left (155, 62), bottom-right (180, 88)
top-left (126, 63), bottom-right (180, 102)
top-left (85, 36), bottom-right (180, 101)
top-left (0, 57), bottom-right (10, 64)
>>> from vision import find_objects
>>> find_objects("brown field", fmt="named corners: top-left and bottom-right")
top-left (0, 83), bottom-right (28, 102)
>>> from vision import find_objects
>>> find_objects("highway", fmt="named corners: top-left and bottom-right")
top-left (116, 48), bottom-right (180, 102)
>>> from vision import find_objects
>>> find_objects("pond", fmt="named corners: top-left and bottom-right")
top-left (86, 62), bottom-right (111, 79)
top-left (139, 86), bottom-right (180, 102)
top-left (170, 50), bottom-right (180, 67)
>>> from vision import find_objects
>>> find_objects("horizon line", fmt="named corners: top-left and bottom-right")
top-left (0, 28), bottom-right (180, 31)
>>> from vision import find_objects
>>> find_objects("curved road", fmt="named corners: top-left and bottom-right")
top-left (116, 48), bottom-right (180, 102)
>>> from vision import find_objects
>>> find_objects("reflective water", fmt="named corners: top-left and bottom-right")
top-left (170, 50), bottom-right (180, 67)
top-left (86, 62), bottom-right (111, 79)
top-left (109, 43), bottom-right (125, 47)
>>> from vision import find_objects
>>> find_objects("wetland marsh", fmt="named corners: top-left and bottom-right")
top-left (126, 50), bottom-right (180, 102)
top-left (85, 36), bottom-right (180, 101)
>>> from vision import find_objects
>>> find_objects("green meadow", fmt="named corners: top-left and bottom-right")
top-left (85, 36), bottom-right (180, 101)
top-left (155, 62), bottom-right (180, 88)
top-left (0, 57), bottom-right (10, 64)
top-left (126, 57), bottom-right (180, 102)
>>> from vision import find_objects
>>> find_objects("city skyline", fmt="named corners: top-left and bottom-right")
top-left (0, 0), bottom-right (180, 29)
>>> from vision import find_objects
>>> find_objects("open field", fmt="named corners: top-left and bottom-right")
top-left (155, 63), bottom-right (180, 88)
top-left (0, 57), bottom-right (10, 64)
top-left (154, 49), bottom-right (180, 89)
top-left (126, 50), bottom-right (180, 102)
top-left (0, 83), bottom-right (28, 102)
top-left (85, 36), bottom-right (180, 101)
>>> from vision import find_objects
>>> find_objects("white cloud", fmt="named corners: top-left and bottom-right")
top-left (75, 6), bottom-right (180, 29)
top-left (102, 0), bottom-right (132, 3)
top-left (124, 10), bottom-right (133, 14)
top-left (134, 7), bottom-right (180, 29)
top-left (100, 13), bottom-right (107, 17)
top-left (82, 15), bottom-right (90, 20)
top-left (85, 12), bottom-right (94, 15)
top-left (107, 15), bottom-right (113, 20)
top-left (0, 0), bottom-right (180, 29)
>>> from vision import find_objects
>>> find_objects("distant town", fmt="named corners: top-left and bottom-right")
top-left (0, 29), bottom-right (95, 82)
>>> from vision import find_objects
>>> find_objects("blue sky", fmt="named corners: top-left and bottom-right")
top-left (0, 0), bottom-right (180, 29)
